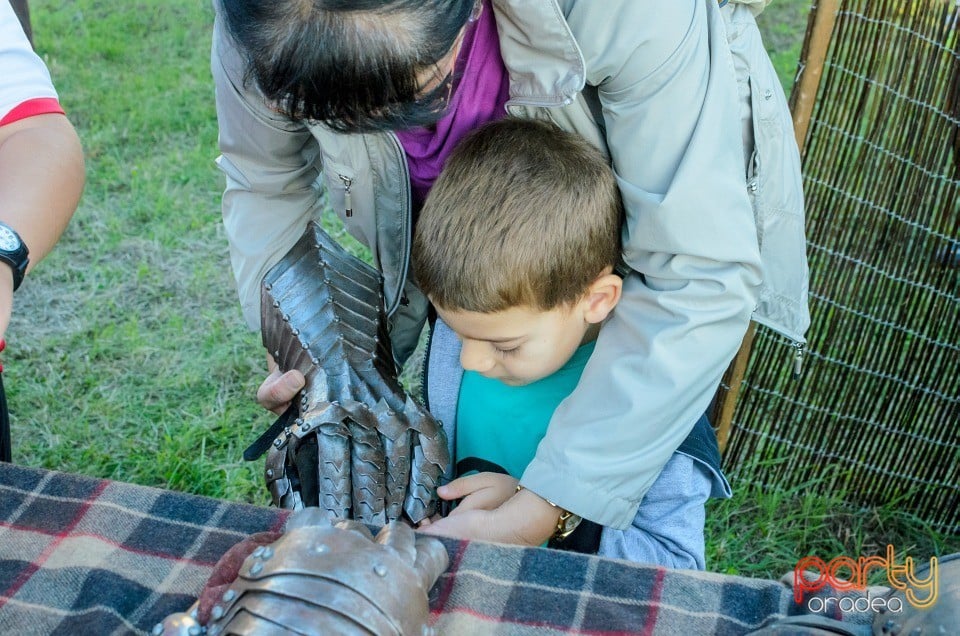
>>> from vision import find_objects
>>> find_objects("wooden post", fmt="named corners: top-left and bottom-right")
top-left (791, 0), bottom-right (842, 155)
top-left (713, 323), bottom-right (756, 454)
top-left (713, 0), bottom-right (840, 453)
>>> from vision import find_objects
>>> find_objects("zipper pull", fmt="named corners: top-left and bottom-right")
top-left (792, 342), bottom-right (805, 379)
top-left (338, 174), bottom-right (353, 217)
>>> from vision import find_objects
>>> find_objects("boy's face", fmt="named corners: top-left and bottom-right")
top-left (434, 303), bottom-right (595, 387)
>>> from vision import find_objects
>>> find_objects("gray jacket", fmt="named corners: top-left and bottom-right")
top-left (211, 0), bottom-right (808, 528)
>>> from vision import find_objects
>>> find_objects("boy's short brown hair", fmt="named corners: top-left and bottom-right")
top-left (412, 118), bottom-right (623, 313)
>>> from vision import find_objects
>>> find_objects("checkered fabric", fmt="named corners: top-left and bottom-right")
top-left (1, 464), bottom-right (876, 635)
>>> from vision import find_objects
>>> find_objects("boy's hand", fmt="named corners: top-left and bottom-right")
top-left (439, 472), bottom-right (519, 513)
top-left (416, 513), bottom-right (442, 528)
top-left (419, 484), bottom-right (561, 546)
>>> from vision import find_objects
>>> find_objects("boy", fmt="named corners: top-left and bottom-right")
top-left (412, 119), bottom-right (729, 568)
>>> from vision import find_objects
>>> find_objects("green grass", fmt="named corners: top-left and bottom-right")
top-left (758, 0), bottom-right (812, 92)
top-left (6, 0), bottom-right (955, 582)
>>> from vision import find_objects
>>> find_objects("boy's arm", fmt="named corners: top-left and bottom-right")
top-left (597, 453), bottom-right (717, 570)
top-left (420, 484), bottom-right (561, 546)
top-left (434, 472), bottom-right (520, 513)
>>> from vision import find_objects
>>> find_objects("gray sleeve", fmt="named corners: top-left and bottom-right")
top-left (522, 0), bottom-right (762, 528)
top-left (597, 453), bottom-right (715, 570)
top-left (424, 319), bottom-right (463, 483)
top-left (210, 9), bottom-right (324, 329)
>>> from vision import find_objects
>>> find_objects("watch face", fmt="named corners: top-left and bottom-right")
top-left (0, 226), bottom-right (19, 252)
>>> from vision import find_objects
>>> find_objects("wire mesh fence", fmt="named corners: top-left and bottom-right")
top-left (720, 0), bottom-right (960, 534)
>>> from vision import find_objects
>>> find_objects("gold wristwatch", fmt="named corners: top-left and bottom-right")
top-left (516, 485), bottom-right (582, 541)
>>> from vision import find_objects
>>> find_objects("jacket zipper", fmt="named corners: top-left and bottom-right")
top-left (792, 341), bottom-right (805, 379)
top-left (338, 174), bottom-right (353, 217)
top-left (384, 132), bottom-right (412, 319)
top-left (419, 320), bottom-right (435, 410)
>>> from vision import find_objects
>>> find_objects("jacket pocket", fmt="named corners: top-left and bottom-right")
top-left (318, 156), bottom-right (379, 257)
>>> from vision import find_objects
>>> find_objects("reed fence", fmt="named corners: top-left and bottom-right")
top-left (717, 0), bottom-right (960, 534)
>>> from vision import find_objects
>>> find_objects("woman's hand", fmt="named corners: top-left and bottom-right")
top-left (419, 481), bottom-right (561, 547)
top-left (256, 353), bottom-right (305, 415)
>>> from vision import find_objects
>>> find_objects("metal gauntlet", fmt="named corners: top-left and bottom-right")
top-left (259, 222), bottom-right (448, 524)
top-left (157, 508), bottom-right (449, 636)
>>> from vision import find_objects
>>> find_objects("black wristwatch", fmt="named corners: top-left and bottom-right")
top-left (0, 222), bottom-right (29, 291)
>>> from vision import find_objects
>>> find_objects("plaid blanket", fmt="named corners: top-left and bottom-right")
top-left (1, 464), bottom-right (874, 635)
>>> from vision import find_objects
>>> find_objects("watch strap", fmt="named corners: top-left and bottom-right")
top-left (516, 485), bottom-right (583, 542)
top-left (0, 222), bottom-right (29, 292)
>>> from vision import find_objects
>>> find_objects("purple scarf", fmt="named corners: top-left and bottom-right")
top-left (395, 0), bottom-right (511, 212)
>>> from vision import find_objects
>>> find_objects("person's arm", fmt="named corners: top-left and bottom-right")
top-left (521, 0), bottom-right (762, 529)
top-left (210, 10), bottom-right (324, 332)
top-left (598, 453), bottom-right (716, 569)
top-left (0, 113), bottom-right (84, 338)
top-left (211, 9), bottom-right (325, 404)
top-left (1, 0), bottom-right (84, 339)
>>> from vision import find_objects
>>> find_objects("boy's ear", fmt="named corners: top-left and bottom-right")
top-left (582, 270), bottom-right (623, 324)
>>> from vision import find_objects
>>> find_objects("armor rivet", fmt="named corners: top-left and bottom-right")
top-left (301, 423), bottom-right (311, 432)
top-left (211, 605), bottom-right (225, 620)
top-left (250, 562), bottom-right (264, 576)
top-left (223, 589), bottom-right (236, 602)
top-left (188, 626), bottom-right (202, 636)
top-left (252, 546), bottom-right (265, 558)
top-left (266, 469), bottom-right (274, 478)
top-left (272, 300), bottom-right (280, 308)
top-left (152, 624), bottom-right (163, 636)
top-left (262, 547), bottom-right (274, 560)
top-left (292, 328), bottom-right (299, 336)
top-left (283, 313), bottom-right (290, 321)
top-left (374, 564), bottom-right (388, 577)
top-left (264, 283), bottom-right (272, 291)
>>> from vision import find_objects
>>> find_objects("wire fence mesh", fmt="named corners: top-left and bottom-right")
top-left (720, 0), bottom-right (960, 534)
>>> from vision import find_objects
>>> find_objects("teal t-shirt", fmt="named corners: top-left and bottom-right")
top-left (455, 340), bottom-right (596, 479)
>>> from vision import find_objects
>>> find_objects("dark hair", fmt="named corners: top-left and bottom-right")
top-left (219, 0), bottom-right (475, 133)
top-left (413, 119), bottom-right (624, 312)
